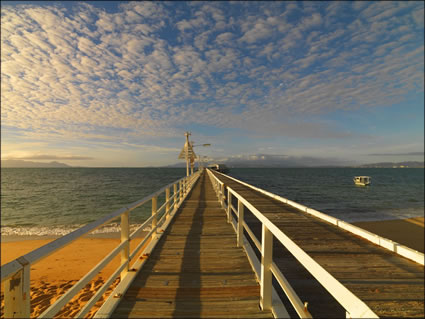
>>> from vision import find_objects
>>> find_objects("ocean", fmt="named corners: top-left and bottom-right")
top-left (1, 167), bottom-right (423, 238)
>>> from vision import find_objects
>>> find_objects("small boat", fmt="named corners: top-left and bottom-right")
top-left (353, 176), bottom-right (371, 186)
top-left (208, 163), bottom-right (229, 173)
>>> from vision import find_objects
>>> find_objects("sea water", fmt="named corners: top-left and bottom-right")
top-left (1, 167), bottom-right (423, 238)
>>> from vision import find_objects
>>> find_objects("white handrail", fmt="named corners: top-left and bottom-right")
top-left (212, 170), bottom-right (424, 265)
top-left (206, 169), bottom-right (378, 318)
top-left (2, 170), bottom-right (201, 318)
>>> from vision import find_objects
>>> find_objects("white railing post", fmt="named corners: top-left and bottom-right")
top-left (173, 183), bottom-right (177, 208)
top-left (151, 196), bottom-right (157, 240)
top-left (165, 187), bottom-right (170, 220)
top-left (120, 211), bottom-right (130, 281)
top-left (227, 189), bottom-right (232, 223)
top-left (260, 224), bottom-right (273, 311)
top-left (179, 180), bottom-right (183, 202)
top-left (237, 199), bottom-right (244, 247)
top-left (4, 260), bottom-right (31, 318)
top-left (220, 184), bottom-right (225, 207)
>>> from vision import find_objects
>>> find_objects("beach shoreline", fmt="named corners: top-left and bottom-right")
top-left (1, 217), bottom-right (423, 318)
top-left (352, 216), bottom-right (424, 253)
top-left (1, 233), bottom-right (150, 318)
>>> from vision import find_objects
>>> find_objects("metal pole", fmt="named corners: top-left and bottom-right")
top-left (185, 132), bottom-right (190, 177)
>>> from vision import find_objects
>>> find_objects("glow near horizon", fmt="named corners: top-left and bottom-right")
top-left (1, 1), bottom-right (424, 167)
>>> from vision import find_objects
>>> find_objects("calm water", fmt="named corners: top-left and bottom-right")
top-left (1, 167), bottom-right (423, 237)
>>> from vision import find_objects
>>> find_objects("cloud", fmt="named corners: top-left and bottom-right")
top-left (368, 152), bottom-right (424, 157)
top-left (1, 1), bottom-right (423, 160)
top-left (214, 153), bottom-right (356, 167)
top-left (4, 154), bottom-right (95, 161)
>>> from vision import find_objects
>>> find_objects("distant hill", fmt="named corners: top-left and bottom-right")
top-left (166, 156), bottom-right (424, 169)
top-left (1, 160), bottom-right (71, 168)
top-left (355, 161), bottom-right (424, 168)
top-left (166, 154), bottom-right (353, 168)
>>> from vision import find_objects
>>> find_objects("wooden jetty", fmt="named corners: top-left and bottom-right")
top-left (110, 173), bottom-right (272, 318)
top-left (2, 169), bottom-right (423, 318)
top-left (209, 170), bottom-right (424, 318)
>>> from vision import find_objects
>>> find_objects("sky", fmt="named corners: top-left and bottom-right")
top-left (1, 1), bottom-right (424, 167)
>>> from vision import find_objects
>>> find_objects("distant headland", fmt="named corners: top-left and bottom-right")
top-left (1, 160), bottom-right (71, 168)
top-left (2, 159), bottom-right (424, 168)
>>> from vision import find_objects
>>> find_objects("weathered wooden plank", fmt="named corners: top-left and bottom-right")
top-left (111, 173), bottom-right (273, 318)
top-left (213, 172), bottom-right (425, 318)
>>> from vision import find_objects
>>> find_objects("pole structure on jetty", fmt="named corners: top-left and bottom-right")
top-left (185, 132), bottom-right (190, 176)
top-left (178, 132), bottom-right (193, 177)
top-left (179, 132), bottom-right (209, 175)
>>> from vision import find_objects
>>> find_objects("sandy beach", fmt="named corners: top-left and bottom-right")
top-left (1, 217), bottom-right (424, 318)
top-left (353, 216), bottom-right (424, 253)
top-left (1, 235), bottom-right (149, 318)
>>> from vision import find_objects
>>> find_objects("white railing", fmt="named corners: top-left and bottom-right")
top-left (206, 169), bottom-right (378, 319)
top-left (212, 170), bottom-right (424, 266)
top-left (1, 170), bottom-right (201, 318)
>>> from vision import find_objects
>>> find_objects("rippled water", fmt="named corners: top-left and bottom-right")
top-left (228, 168), bottom-right (424, 222)
top-left (1, 168), bottom-right (186, 236)
top-left (1, 167), bottom-right (423, 237)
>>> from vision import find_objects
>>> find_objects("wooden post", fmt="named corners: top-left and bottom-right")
top-left (152, 196), bottom-right (157, 241)
top-left (260, 224), bottom-right (273, 310)
top-left (120, 211), bottom-right (130, 281)
top-left (221, 184), bottom-right (225, 208)
top-left (237, 200), bottom-right (244, 247)
top-left (183, 178), bottom-right (187, 195)
top-left (173, 183), bottom-right (177, 208)
top-left (4, 260), bottom-right (30, 318)
top-left (227, 189), bottom-right (232, 223)
top-left (165, 187), bottom-right (170, 220)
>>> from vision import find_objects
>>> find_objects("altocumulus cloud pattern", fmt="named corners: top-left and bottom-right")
top-left (1, 1), bottom-right (424, 166)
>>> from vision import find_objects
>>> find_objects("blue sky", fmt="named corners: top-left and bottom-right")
top-left (1, 1), bottom-right (424, 167)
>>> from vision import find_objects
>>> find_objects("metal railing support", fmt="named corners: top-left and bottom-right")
top-left (260, 225), bottom-right (273, 311)
top-left (4, 259), bottom-right (31, 318)
top-left (237, 200), bottom-right (244, 247)
top-left (227, 189), bottom-right (232, 223)
top-left (165, 187), bottom-right (170, 220)
top-left (120, 211), bottom-right (130, 281)
top-left (151, 196), bottom-right (157, 240)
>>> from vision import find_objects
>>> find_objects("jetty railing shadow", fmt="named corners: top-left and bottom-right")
top-left (1, 170), bottom-right (201, 318)
top-left (206, 168), bottom-right (380, 319)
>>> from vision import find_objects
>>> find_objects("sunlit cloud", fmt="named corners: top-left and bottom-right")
top-left (1, 1), bottom-right (423, 166)
top-left (3, 154), bottom-right (94, 161)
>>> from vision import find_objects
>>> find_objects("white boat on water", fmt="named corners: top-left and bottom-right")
top-left (208, 163), bottom-right (229, 173)
top-left (353, 176), bottom-right (371, 186)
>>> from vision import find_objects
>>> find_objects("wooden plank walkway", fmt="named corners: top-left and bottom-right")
top-left (111, 172), bottom-right (273, 318)
top-left (212, 171), bottom-right (424, 318)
